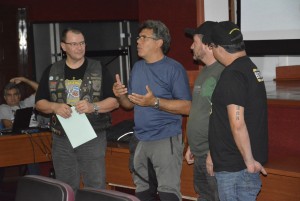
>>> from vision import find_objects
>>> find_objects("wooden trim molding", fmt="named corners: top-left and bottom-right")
top-left (196, 0), bottom-right (205, 26)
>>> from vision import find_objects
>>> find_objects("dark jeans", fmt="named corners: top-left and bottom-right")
top-left (52, 131), bottom-right (107, 192)
top-left (194, 154), bottom-right (219, 201)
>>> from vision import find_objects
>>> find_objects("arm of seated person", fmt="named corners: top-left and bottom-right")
top-left (1, 119), bottom-right (12, 129)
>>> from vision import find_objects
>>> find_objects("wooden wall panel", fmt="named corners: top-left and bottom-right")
top-left (138, 0), bottom-right (199, 70)
top-left (267, 104), bottom-right (300, 159)
top-left (258, 173), bottom-right (300, 201)
top-left (0, 0), bottom-right (139, 22)
top-left (275, 65), bottom-right (300, 81)
top-left (0, 6), bottom-right (20, 103)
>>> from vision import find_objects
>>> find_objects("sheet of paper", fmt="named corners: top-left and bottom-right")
top-left (56, 106), bottom-right (97, 148)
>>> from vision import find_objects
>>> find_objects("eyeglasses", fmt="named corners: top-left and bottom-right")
top-left (63, 41), bottom-right (86, 47)
top-left (5, 93), bottom-right (20, 98)
top-left (136, 35), bottom-right (159, 41)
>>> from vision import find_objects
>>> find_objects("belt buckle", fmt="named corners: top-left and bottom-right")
top-left (51, 128), bottom-right (62, 136)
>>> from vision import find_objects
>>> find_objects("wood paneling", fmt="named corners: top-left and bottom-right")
top-left (275, 65), bottom-right (300, 81)
top-left (138, 0), bottom-right (199, 70)
top-left (258, 156), bottom-right (300, 201)
top-left (0, 0), bottom-right (139, 22)
top-left (0, 6), bottom-right (19, 103)
top-left (0, 132), bottom-right (52, 167)
top-left (105, 142), bottom-right (197, 198)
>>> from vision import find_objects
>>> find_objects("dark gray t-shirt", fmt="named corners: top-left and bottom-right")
top-left (187, 61), bottom-right (224, 157)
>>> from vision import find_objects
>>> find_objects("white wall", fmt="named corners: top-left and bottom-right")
top-left (251, 56), bottom-right (300, 81)
top-left (204, 0), bottom-right (229, 22)
top-left (203, 0), bottom-right (300, 81)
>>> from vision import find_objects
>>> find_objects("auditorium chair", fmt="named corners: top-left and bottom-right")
top-left (75, 188), bottom-right (140, 201)
top-left (15, 175), bottom-right (74, 201)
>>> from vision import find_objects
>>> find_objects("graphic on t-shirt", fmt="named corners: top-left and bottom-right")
top-left (253, 68), bottom-right (264, 82)
top-left (65, 79), bottom-right (82, 106)
top-left (202, 77), bottom-right (217, 98)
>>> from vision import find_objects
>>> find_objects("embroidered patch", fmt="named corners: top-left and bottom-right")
top-left (65, 79), bottom-right (82, 106)
top-left (253, 68), bottom-right (264, 82)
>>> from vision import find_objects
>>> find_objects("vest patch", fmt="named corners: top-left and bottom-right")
top-left (65, 79), bottom-right (82, 106)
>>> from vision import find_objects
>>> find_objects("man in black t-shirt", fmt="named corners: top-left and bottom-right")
top-left (35, 28), bottom-right (119, 192)
top-left (204, 21), bottom-right (268, 201)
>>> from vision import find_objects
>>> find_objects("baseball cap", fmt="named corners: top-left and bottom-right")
top-left (203, 21), bottom-right (243, 46)
top-left (185, 21), bottom-right (217, 43)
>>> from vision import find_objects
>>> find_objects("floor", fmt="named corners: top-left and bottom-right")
top-left (0, 166), bottom-right (20, 201)
top-left (0, 183), bottom-right (16, 201)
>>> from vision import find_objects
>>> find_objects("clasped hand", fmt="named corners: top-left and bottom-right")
top-left (54, 99), bottom-right (94, 118)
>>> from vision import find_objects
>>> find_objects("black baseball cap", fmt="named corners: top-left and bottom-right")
top-left (203, 21), bottom-right (243, 46)
top-left (185, 21), bottom-right (217, 43)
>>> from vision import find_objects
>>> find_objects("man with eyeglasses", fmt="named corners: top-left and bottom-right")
top-left (113, 20), bottom-right (191, 201)
top-left (0, 76), bottom-right (40, 179)
top-left (0, 77), bottom-right (39, 129)
top-left (35, 28), bottom-right (119, 192)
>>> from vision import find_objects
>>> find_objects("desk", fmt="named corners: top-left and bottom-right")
top-left (0, 132), bottom-right (52, 167)
top-left (258, 156), bottom-right (300, 201)
top-left (1, 132), bottom-right (299, 200)
top-left (106, 143), bottom-right (300, 200)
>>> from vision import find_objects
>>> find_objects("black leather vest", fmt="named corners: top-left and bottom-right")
top-left (48, 58), bottom-right (111, 135)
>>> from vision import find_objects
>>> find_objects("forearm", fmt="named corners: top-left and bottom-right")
top-left (227, 104), bottom-right (254, 164)
top-left (117, 95), bottom-right (134, 110)
top-left (94, 97), bottom-right (119, 113)
top-left (12, 77), bottom-right (39, 91)
top-left (35, 99), bottom-right (59, 114)
top-left (2, 119), bottom-right (13, 129)
top-left (159, 99), bottom-right (191, 115)
top-left (232, 122), bottom-right (254, 164)
top-left (26, 79), bottom-right (39, 91)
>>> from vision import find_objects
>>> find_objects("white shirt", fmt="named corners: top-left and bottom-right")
top-left (0, 94), bottom-right (38, 127)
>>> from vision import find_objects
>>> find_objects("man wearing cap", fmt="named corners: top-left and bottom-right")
top-left (206, 21), bottom-right (268, 201)
top-left (184, 21), bottom-right (224, 201)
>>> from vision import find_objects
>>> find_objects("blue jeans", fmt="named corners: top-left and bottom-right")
top-left (215, 169), bottom-right (261, 201)
top-left (52, 131), bottom-right (107, 192)
top-left (194, 154), bottom-right (219, 201)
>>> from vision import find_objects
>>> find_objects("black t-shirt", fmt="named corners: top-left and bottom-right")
top-left (209, 56), bottom-right (268, 172)
top-left (35, 58), bottom-right (115, 103)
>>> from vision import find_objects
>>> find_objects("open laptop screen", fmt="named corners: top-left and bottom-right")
top-left (0, 107), bottom-right (33, 135)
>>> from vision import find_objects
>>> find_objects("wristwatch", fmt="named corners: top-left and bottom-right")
top-left (153, 97), bottom-right (160, 109)
top-left (93, 103), bottom-right (99, 114)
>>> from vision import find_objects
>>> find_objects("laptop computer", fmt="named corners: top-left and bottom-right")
top-left (0, 107), bottom-right (33, 135)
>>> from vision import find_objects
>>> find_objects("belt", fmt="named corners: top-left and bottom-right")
top-left (51, 127), bottom-right (66, 136)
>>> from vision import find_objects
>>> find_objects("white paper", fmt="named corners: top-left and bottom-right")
top-left (56, 106), bottom-right (97, 148)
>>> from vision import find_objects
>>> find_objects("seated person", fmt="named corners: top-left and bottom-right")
top-left (0, 77), bottom-right (39, 128)
top-left (0, 121), bottom-right (3, 130)
top-left (0, 76), bottom-right (40, 175)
